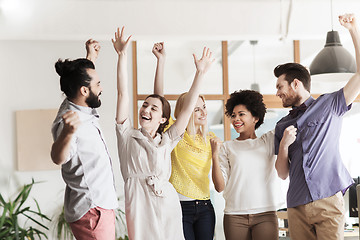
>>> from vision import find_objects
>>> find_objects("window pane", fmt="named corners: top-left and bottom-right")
top-left (136, 41), bottom-right (223, 95)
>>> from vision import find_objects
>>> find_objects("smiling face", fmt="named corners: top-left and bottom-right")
top-left (276, 74), bottom-right (301, 108)
top-left (139, 97), bottom-right (166, 134)
top-left (230, 104), bottom-right (258, 134)
top-left (193, 97), bottom-right (207, 127)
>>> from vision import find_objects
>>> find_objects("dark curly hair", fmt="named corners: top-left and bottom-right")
top-left (225, 90), bottom-right (266, 129)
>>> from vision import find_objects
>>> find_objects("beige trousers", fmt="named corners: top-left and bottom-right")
top-left (223, 211), bottom-right (278, 240)
top-left (288, 191), bottom-right (345, 240)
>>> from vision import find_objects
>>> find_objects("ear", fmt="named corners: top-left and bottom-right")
top-left (253, 117), bottom-right (259, 124)
top-left (160, 117), bottom-right (167, 124)
top-left (292, 78), bottom-right (302, 90)
top-left (80, 86), bottom-right (89, 97)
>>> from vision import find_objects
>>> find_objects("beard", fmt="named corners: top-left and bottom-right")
top-left (282, 91), bottom-right (301, 108)
top-left (86, 90), bottom-right (101, 108)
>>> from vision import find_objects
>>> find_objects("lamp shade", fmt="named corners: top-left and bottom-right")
top-left (309, 31), bottom-right (356, 75)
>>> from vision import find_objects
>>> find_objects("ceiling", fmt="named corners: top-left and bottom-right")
top-left (1, 0), bottom-right (360, 41)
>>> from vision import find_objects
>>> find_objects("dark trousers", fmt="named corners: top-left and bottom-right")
top-left (180, 200), bottom-right (216, 240)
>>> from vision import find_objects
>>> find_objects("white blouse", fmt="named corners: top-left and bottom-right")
top-left (219, 130), bottom-right (285, 214)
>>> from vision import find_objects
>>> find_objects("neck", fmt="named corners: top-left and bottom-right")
top-left (237, 131), bottom-right (257, 140)
top-left (68, 97), bottom-right (88, 107)
top-left (295, 91), bottom-right (311, 107)
top-left (143, 127), bottom-right (158, 139)
top-left (195, 124), bottom-right (202, 135)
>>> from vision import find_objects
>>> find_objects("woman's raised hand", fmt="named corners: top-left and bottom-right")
top-left (112, 26), bottom-right (132, 55)
top-left (193, 47), bottom-right (215, 74)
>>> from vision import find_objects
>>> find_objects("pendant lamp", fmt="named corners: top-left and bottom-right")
top-left (309, 30), bottom-right (356, 75)
top-left (309, 0), bottom-right (356, 75)
top-left (250, 40), bottom-right (260, 91)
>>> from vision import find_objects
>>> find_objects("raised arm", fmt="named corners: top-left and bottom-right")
top-left (112, 27), bottom-right (132, 124)
top-left (51, 111), bottom-right (80, 165)
top-left (340, 14), bottom-right (360, 105)
top-left (86, 39), bottom-right (101, 63)
top-left (173, 47), bottom-right (214, 134)
top-left (210, 137), bottom-right (225, 192)
top-left (275, 125), bottom-right (296, 180)
top-left (152, 42), bottom-right (166, 96)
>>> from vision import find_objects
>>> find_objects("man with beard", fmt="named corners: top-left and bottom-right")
top-left (273, 14), bottom-right (360, 240)
top-left (51, 39), bottom-right (118, 239)
top-left (274, 14), bottom-right (360, 240)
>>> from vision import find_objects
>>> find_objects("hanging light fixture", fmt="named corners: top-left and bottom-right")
top-left (309, 0), bottom-right (356, 75)
top-left (250, 40), bottom-right (260, 92)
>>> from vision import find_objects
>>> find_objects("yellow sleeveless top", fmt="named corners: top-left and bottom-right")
top-left (167, 118), bottom-right (215, 200)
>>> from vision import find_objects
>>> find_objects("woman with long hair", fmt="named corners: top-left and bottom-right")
top-left (152, 42), bottom-right (216, 240)
top-left (113, 28), bottom-right (214, 240)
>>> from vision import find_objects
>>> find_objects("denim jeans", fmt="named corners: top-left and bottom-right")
top-left (180, 200), bottom-right (215, 240)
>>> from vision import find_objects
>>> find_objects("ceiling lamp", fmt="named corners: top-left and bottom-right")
top-left (309, 0), bottom-right (356, 75)
top-left (250, 40), bottom-right (260, 92)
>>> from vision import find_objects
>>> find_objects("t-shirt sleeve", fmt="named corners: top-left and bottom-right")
top-left (115, 118), bottom-right (132, 148)
top-left (263, 129), bottom-right (275, 158)
top-left (274, 124), bottom-right (282, 155)
top-left (330, 88), bottom-right (352, 116)
top-left (218, 144), bottom-right (230, 185)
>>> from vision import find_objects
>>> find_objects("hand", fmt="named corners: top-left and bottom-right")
top-left (339, 13), bottom-right (357, 31)
top-left (152, 42), bottom-right (166, 60)
top-left (85, 39), bottom-right (100, 62)
top-left (112, 26), bottom-right (132, 55)
top-left (62, 111), bottom-right (81, 135)
top-left (210, 137), bottom-right (223, 156)
top-left (193, 47), bottom-right (215, 74)
top-left (281, 125), bottom-right (297, 148)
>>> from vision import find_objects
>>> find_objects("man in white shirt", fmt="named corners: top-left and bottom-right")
top-left (51, 40), bottom-right (118, 240)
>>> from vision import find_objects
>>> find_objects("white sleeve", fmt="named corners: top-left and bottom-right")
top-left (218, 143), bottom-right (230, 185)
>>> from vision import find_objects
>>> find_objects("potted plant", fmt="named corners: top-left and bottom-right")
top-left (0, 178), bottom-right (51, 239)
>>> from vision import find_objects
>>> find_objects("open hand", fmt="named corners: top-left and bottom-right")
top-left (112, 26), bottom-right (132, 55)
top-left (193, 47), bottom-right (215, 74)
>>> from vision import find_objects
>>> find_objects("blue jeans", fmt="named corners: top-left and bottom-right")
top-left (180, 200), bottom-right (215, 240)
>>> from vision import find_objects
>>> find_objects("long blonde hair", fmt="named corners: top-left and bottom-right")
top-left (174, 93), bottom-right (208, 141)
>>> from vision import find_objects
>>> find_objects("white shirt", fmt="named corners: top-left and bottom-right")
top-left (219, 130), bottom-right (285, 214)
top-left (52, 99), bottom-right (118, 222)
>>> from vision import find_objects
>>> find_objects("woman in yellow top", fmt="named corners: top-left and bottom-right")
top-left (152, 42), bottom-right (216, 240)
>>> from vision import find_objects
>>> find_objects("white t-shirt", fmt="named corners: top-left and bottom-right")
top-left (219, 130), bottom-right (285, 215)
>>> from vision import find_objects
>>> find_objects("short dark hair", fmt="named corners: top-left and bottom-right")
top-left (145, 94), bottom-right (171, 134)
top-left (225, 90), bottom-right (266, 129)
top-left (274, 63), bottom-right (311, 92)
top-left (55, 58), bottom-right (95, 99)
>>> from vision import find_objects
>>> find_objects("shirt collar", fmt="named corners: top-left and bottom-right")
top-left (67, 99), bottom-right (99, 118)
